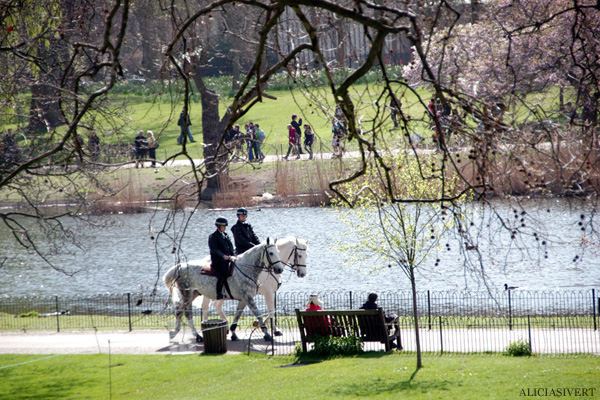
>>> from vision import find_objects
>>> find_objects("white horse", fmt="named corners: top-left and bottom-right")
top-left (163, 238), bottom-right (284, 343)
top-left (199, 237), bottom-right (308, 341)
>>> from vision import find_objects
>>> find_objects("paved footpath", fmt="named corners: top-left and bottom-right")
top-left (2, 327), bottom-right (598, 356)
top-left (0, 329), bottom-right (296, 356)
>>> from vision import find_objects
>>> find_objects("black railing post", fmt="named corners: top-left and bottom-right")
top-left (508, 290), bottom-right (513, 331)
top-left (527, 315), bottom-right (532, 354)
top-left (274, 293), bottom-right (278, 329)
top-left (428, 290), bottom-right (432, 330)
top-left (439, 316), bottom-right (443, 354)
top-left (592, 289), bottom-right (597, 331)
top-left (127, 293), bottom-right (132, 332)
top-left (55, 296), bottom-right (60, 333)
top-left (349, 291), bottom-right (353, 310)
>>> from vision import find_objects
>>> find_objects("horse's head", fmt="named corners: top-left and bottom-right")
top-left (262, 237), bottom-right (284, 274)
top-left (292, 238), bottom-right (308, 278)
top-left (275, 237), bottom-right (308, 278)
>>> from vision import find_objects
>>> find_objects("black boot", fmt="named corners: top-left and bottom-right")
top-left (216, 276), bottom-right (225, 299)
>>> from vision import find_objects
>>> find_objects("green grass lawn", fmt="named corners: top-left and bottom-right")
top-left (94, 81), bottom-right (433, 160)
top-left (0, 353), bottom-right (598, 399)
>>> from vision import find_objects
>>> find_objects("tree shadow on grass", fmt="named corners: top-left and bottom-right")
top-left (331, 365), bottom-right (452, 397)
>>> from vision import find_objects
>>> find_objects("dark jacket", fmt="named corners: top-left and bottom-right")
top-left (360, 300), bottom-right (378, 310)
top-left (291, 118), bottom-right (303, 138)
top-left (231, 220), bottom-right (260, 255)
top-left (360, 301), bottom-right (395, 323)
top-left (178, 111), bottom-right (191, 127)
top-left (208, 229), bottom-right (234, 275)
top-left (134, 134), bottom-right (147, 156)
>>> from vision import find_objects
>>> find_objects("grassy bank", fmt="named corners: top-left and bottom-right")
top-left (1, 353), bottom-right (598, 399)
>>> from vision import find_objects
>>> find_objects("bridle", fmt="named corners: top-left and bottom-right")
top-left (283, 240), bottom-right (307, 272)
top-left (261, 243), bottom-right (285, 272)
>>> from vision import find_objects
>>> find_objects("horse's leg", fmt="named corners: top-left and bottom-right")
top-left (263, 291), bottom-right (281, 336)
top-left (170, 305), bottom-right (183, 339)
top-left (200, 295), bottom-right (211, 322)
top-left (169, 285), bottom-right (185, 339)
top-left (212, 299), bottom-right (230, 334)
top-left (244, 296), bottom-right (272, 342)
top-left (229, 301), bottom-right (247, 341)
top-left (183, 290), bottom-right (203, 343)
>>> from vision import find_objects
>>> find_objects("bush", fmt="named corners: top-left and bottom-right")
top-left (18, 311), bottom-right (40, 318)
top-left (505, 339), bottom-right (532, 357)
top-left (303, 335), bottom-right (364, 358)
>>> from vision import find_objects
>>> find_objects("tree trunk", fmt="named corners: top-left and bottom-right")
top-left (410, 268), bottom-right (422, 369)
top-left (136, 0), bottom-right (161, 79)
top-left (28, 82), bottom-right (63, 134)
top-left (199, 89), bottom-right (223, 201)
top-left (189, 55), bottom-right (228, 201)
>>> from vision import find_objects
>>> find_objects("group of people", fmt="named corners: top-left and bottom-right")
top-left (283, 114), bottom-right (317, 160)
top-left (305, 292), bottom-right (401, 350)
top-left (208, 208), bottom-right (261, 299)
top-left (225, 122), bottom-right (266, 162)
top-left (133, 129), bottom-right (159, 168)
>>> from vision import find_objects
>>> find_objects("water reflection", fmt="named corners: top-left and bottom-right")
top-left (0, 199), bottom-right (598, 297)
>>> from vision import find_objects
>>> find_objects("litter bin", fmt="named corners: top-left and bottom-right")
top-left (201, 319), bottom-right (228, 354)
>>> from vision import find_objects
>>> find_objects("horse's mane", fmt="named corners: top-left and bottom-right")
top-left (276, 236), bottom-right (308, 250)
top-left (238, 237), bottom-right (277, 260)
top-left (238, 239), bottom-right (267, 258)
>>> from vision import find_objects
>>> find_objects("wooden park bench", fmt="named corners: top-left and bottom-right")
top-left (295, 308), bottom-right (401, 352)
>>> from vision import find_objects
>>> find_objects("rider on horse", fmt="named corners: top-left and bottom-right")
top-left (231, 208), bottom-right (260, 255)
top-left (208, 217), bottom-right (235, 299)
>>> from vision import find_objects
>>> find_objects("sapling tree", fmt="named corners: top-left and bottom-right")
top-left (332, 154), bottom-right (472, 369)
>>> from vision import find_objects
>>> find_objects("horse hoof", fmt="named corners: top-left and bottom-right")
top-left (169, 331), bottom-right (177, 340)
top-left (264, 333), bottom-right (273, 342)
top-left (196, 335), bottom-right (203, 343)
top-left (231, 333), bottom-right (239, 341)
top-left (274, 330), bottom-right (283, 337)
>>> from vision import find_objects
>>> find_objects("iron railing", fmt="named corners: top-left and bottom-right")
top-left (1, 289), bottom-right (598, 355)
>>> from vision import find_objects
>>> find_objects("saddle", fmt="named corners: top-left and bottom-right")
top-left (199, 260), bottom-right (235, 277)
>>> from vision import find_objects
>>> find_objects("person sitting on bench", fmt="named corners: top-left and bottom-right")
top-left (360, 292), bottom-right (400, 349)
top-left (305, 294), bottom-right (329, 336)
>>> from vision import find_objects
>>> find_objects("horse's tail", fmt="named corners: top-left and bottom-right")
top-left (163, 265), bottom-right (181, 304)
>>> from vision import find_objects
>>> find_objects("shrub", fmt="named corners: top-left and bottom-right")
top-left (505, 339), bottom-right (532, 357)
top-left (305, 335), bottom-right (364, 358)
top-left (18, 311), bottom-right (40, 318)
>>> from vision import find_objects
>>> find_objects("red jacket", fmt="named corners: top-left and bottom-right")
top-left (305, 303), bottom-right (328, 336)
top-left (288, 127), bottom-right (297, 144)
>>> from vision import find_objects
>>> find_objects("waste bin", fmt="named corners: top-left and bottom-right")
top-left (201, 319), bottom-right (228, 354)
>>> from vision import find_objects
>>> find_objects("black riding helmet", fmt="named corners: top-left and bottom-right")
top-left (236, 208), bottom-right (248, 216)
top-left (215, 217), bottom-right (228, 226)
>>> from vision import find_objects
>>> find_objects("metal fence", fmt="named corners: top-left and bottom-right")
top-left (1, 289), bottom-right (598, 355)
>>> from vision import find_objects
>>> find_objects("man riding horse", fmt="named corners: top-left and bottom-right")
top-left (231, 208), bottom-right (260, 255)
top-left (208, 217), bottom-right (235, 300)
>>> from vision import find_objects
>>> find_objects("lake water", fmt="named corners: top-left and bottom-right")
top-left (1, 199), bottom-right (598, 297)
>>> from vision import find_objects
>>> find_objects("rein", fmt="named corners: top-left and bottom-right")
top-left (231, 244), bottom-right (282, 289)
